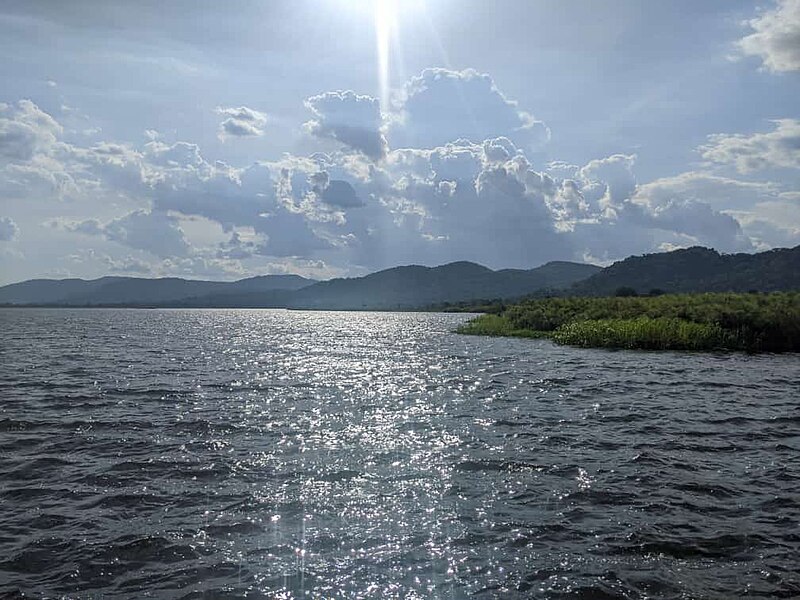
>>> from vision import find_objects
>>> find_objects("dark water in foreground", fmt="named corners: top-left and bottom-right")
top-left (0, 309), bottom-right (798, 599)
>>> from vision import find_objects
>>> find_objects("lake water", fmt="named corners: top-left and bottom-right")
top-left (0, 309), bottom-right (798, 599)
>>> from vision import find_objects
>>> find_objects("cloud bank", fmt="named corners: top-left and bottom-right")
top-left (1, 64), bottom-right (797, 281)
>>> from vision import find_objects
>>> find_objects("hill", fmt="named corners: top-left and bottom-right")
top-left (4, 244), bottom-right (795, 309)
top-left (287, 261), bottom-right (601, 310)
top-left (572, 246), bottom-right (800, 296)
top-left (0, 274), bottom-right (314, 306)
top-left (0, 261), bottom-right (600, 308)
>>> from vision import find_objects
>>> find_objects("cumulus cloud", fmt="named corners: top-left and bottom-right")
top-left (59, 130), bottom-right (792, 270)
top-left (304, 91), bottom-right (386, 159)
top-left (0, 100), bottom-right (62, 163)
top-left (739, 0), bottom-right (800, 72)
top-left (631, 171), bottom-right (793, 252)
top-left (699, 119), bottom-right (800, 172)
top-left (0, 217), bottom-right (19, 241)
top-left (216, 106), bottom-right (268, 140)
top-left (579, 154), bottom-right (637, 208)
top-left (388, 68), bottom-right (550, 150)
top-left (3, 66), bottom-right (796, 280)
top-left (731, 198), bottom-right (800, 250)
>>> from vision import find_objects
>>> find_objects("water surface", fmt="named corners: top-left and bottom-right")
top-left (0, 309), bottom-right (798, 598)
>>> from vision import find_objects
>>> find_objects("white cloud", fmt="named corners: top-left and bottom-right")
top-left (579, 154), bottom-right (637, 208)
top-left (635, 171), bottom-right (782, 209)
top-left (700, 119), bottom-right (800, 172)
top-left (633, 171), bottom-right (798, 252)
top-left (216, 106), bottom-right (268, 141)
top-left (739, 0), bottom-right (800, 73)
top-left (388, 68), bottom-right (549, 151)
top-left (102, 254), bottom-right (153, 275)
top-left (2, 66), bottom-right (796, 281)
top-left (0, 100), bottom-right (62, 164)
top-left (303, 91), bottom-right (386, 159)
top-left (731, 200), bottom-right (800, 250)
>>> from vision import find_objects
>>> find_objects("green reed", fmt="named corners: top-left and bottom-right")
top-left (457, 292), bottom-right (800, 352)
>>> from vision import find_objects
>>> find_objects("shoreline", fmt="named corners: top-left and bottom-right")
top-left (456, 292), bottom-right (800, 353)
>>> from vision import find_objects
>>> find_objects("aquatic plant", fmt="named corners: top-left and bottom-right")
top-left (457, 292), bottom-right (800, 352)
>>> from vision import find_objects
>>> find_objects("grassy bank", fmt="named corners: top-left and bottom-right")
top-left (456, 292), bottom-right (800, 352)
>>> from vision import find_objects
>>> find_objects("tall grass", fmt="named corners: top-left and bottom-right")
top-left (456, 314), bottom-right (547, 338)
top-left (457, 292), bottom-right (800, 352)
top-left (551, 317), bottom-right (733, 350)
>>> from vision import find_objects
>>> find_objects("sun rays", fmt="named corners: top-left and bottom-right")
top-left (374, 0), bottom-right (397, 114)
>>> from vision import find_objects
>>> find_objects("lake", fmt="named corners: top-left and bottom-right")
top-left (0, 309), bottom-right (798, 598)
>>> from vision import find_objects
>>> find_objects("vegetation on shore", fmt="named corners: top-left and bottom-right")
top-left (457, 292), bottom-right (800, 352)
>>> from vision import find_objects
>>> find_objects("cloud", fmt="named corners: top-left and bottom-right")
top-left (429, 140), bottom-right (484, 182)
top-left (388, 68), bottom-right (549, 151)
top-left (739, 0), bottom-right (800, 72)
top-left (634, 171), bottom-right (782, 209)
top-left (0, 217), bottom-right (19, 241)
top-left (216, 106), bottom-right (268, 140)
top-left (699, 119), bottom-right (800, 173)
top-left (631, 171), bottom-right (793, 252)
top-left (304, 91), bottom-right (387, 159)
top-left (61, 210), bottom-right (190, 258)
top-left (3, 83), bottom-right (795, 279)
top-left (731, 198), bottom-right (800, 250)
top-left (320, 179), bottom-right (364, 208)
top-left (0, 100), bottom-right (62, 164)
top-left (102, 254), bottom-right (153, 274)
top-left (216, 229), bottom-right (267, 260)
top-left (579, 154), bottom-right (637, 208)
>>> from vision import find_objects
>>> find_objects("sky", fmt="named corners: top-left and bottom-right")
top-left (0, 0), bottom-right (799, 284)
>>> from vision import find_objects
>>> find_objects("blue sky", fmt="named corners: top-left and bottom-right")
top-left (0, 0), bottom-right (798, 283)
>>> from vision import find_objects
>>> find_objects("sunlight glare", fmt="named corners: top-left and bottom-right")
top-left (375, 0), bottom-right (396, 114)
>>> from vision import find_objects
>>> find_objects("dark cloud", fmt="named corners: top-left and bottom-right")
top-left (321, 179), bottom-right (363, 208)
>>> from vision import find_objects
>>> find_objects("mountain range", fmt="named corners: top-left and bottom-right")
top-left (0, 261), bottom-right (599, 309)
top-left (0, 245), bottom-right (797, 309)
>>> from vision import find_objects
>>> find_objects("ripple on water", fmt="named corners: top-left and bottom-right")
top-left (0, 308), bottom-right (798, 599)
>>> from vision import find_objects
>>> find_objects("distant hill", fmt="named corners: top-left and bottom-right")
top-left (0, 274), bottom-right (315, 306)
top-left (4, 245), bottom-right (794, 309)
top-left (572, 245), bottom-right (800, 296)
top-left (288, 261), bottom-right (601, 310)
top-left (0, 261), bottom-right (600, 308)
